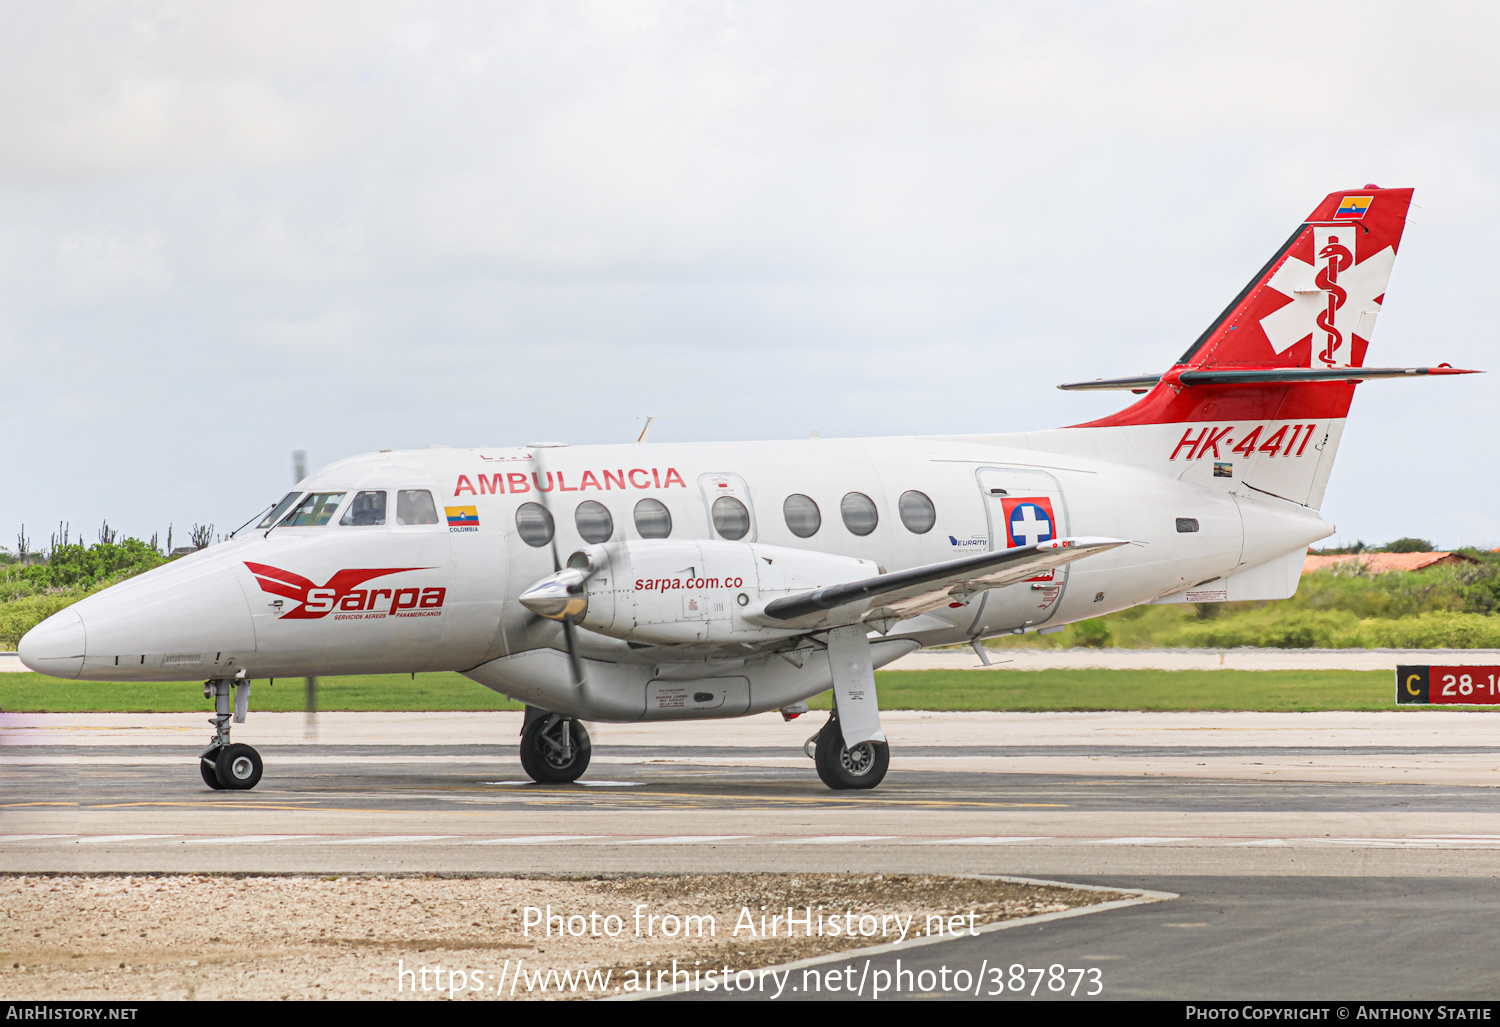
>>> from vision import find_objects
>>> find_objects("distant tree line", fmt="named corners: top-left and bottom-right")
top-left (1311, 537), bottom-right (1437, 555)
top-left (2, 519), bottom-right (218, 593)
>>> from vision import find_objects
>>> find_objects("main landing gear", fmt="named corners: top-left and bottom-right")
top-left (519, 706), bottom-right (591, 784)
top-left (200, 676), bottom-right (263, 790)
top-left (808, 713), bottom-right (890, 790)
top-left (807, 623), bottom-right (890, 790)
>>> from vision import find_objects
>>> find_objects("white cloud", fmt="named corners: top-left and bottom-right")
top-left (55, 231), bottom-right (169, 295)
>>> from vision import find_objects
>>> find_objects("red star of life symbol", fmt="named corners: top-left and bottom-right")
top-left (246, 561), bottom-right (431, 619)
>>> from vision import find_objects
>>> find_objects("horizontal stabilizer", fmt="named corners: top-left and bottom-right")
top-left (1058, 366), bottom-right (1479, 392)
top-left (753, 536), bottom-right (1129, 628)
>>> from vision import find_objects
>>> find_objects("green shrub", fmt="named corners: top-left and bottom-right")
top-left (23, 538), bottom-right (165, 590)
top-left (0, 538), bottom-right (170, 649)
top-left (1072, 618), bottom-right (1112, 648)
top-left (0, 593), bottom-right (90, 650)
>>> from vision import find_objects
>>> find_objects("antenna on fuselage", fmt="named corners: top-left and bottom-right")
top-left (636, 415), bottom-right (677, 442)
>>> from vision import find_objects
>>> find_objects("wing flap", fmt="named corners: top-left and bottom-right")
top-left (752, 536), bottom-right (1130, 628)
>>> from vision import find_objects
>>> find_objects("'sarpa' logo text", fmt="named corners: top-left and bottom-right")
top-left (246, 562), bottom-right (446, 620)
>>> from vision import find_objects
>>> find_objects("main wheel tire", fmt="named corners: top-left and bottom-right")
top-left (200, 749), bottom-right (227, 790)
top-left (814, 717), bottom-right (889, 790)
top-left (214, 743), bottom-right (263, 790)
top-left (519, 714), bottom-right (592, 784)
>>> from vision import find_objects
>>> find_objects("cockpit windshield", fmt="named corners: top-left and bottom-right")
top-left (255, 492), bottom-right (304, 530)
top-left (278, 492), bottom-right (348, 528)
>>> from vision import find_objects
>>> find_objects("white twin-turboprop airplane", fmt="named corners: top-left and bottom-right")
top-left (19, 186), bottom-right (1475, 791)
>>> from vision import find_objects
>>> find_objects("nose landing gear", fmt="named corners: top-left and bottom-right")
top-left (200, 676), bottom-right (263, 790)
top-left (519, 706), bottom-right (591, 784)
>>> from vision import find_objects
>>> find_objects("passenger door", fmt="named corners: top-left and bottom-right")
top-left (967, 467), bottom-right (1072, 634)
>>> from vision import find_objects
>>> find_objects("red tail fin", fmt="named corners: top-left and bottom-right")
top-left (1078, 186), bottom-right (1413, 428)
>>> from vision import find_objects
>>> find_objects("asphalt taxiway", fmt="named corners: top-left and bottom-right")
top-left (4, 709), bottom-right (1499, 997)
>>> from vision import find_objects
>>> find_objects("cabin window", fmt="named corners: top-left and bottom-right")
top-left (396, 490), bottom-right (439, 525)
top-left (633, 498), bottom-right (672, 539)
top-left (516, 503), bottom-right (555, 547)
top-left (898, 491), bottom-right (936, 534)
top-left (575, 501), bottom-right (614, 544)
top-left (783, 494), bottom-right (821, 538)
top-left (712, 496), bottom-right (751, 541)
top-left (257, 492), bottom-right (303, 529)
top-left (339, 491), bottom-right (387, 526)
top-left (1176, 517), bottom-right (1200, 533)
top-left (279, 492), bottom-right (347, 528)
top-left (840, 492), bottom-right (879, 536)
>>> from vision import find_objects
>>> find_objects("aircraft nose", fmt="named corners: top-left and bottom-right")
top-left (17, 607), bottom-right (86, 678)
top-left (19, 553), bottom-right (258, 681)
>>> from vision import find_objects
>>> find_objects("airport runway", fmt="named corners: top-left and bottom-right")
top-left (5, 709), bottom-right (1500, 876)
top-left (5, 709), bottom-right (1499, 998)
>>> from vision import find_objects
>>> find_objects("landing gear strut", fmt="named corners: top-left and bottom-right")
top-left (199, 676), bottom-right (263, 790)
top-left (519, 706), bottom-right (591, 784)
top-left (810, 624), bottom-right (890, 790)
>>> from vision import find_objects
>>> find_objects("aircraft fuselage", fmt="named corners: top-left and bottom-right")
top-left (22, 433), bottom-right (1332, 719)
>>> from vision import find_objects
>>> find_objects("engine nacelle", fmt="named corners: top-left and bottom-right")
top-left (520, 539), bottom-right (878, 645)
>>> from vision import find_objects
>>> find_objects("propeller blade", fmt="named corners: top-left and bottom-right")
top-left (560, 618), bottom-right (585, 689)
top-left (304, 675), bottom-right (318, 741)
top-left (530, 445), bottom-right (584, 689)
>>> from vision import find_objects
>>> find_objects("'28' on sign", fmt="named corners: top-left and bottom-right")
top-left (1396, 665), bottom-right (1500, 705)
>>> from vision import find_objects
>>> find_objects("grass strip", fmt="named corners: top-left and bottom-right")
top-left (0, 671), bottom-right (523, 713)
top-left (829, 668), bottom-right (1495, 712)
top-left (5, 668), bottom-right (1499, 714)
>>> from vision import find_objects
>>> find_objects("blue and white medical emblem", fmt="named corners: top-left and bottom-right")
top-left (1007, 502), bottom-right (1054, 546)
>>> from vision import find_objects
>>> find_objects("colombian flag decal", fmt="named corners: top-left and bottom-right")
top-left (1334, 195), bottom-right (1373, 219)
top-left (445, 506), bottom-right (480, 527)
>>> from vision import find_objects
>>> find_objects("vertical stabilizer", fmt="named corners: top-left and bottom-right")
top-left (1033, 186), bottom-right (1425, 509)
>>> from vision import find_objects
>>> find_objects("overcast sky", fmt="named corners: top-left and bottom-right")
top-left (3, 0), bottom-right (1496, 553)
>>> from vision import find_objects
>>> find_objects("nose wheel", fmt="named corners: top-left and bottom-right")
top-left (519, 707), bottom-right (591, 783)
top-left (199, 677), bottom-right (263, 790)
top-left (201, 743), bottom-right (264, 790)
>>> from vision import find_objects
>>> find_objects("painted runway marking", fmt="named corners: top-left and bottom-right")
top-left (75, 835), bottom-right (178, 844)
top-left (183, 835), bottom-right (315, 845)
top-left (1088, 837), bottom-right (1192, 845)
top-left (778, 835), bottom-right (897, 844)
top-left (320, 835), bottom-right (460, 845)
top-left (917, 836), bottom-right (1049, 845)
top-left (615, 835), bottom-right (748, 845)
top-left (463, 835), bottom-right (607, 845)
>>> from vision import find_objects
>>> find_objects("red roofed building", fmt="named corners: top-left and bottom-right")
top-left (1302, 552), bottom-right (1480, 575)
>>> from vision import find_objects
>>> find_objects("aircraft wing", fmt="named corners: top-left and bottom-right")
top-left (753, 536), bottom-right (1130, 629)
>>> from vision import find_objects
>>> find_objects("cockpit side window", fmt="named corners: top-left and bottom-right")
top-left (339, 491), bottom-right (387, 526)
top-left (256, 492), bottom-right (303, 530)
top-left (396, 490), bottom-right (440, 526)
top-left (279, 492), bottom-right (347, 527)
